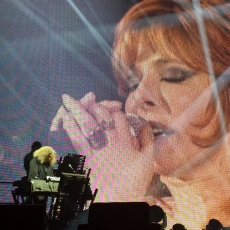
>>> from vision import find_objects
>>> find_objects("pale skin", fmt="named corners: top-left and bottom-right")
top-left (51, 93), bottom-right (156, 203)
top-left (50, 48), bottom-right (230, 227)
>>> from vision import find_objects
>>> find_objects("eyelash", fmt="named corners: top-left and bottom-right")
top-left (161, 76), bottom-right (186, 83)
top-left (161, 69), bottom-right (194, 83)
top-left (125, 68), bottom-right (194, 94)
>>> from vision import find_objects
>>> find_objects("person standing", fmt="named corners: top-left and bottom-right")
top-left (24, 141), bottom-right (42, 176)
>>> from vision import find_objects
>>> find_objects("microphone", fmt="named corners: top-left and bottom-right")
top-left (68, 164), bottom-right (75, 173)
top-left (127, 114), bottom-right (147, 137)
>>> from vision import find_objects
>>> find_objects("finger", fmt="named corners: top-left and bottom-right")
top-left (131, 136), bottom-right (140, 151)
top-left (139, 122), bottom-right (154, 152)
top-left (61, 107), bottom-right (93, 155)
top-left (112, 111), bottom-right (136, 149)
top-left (50, 106), bottom-right (64, 131)
top-left (124, 123), bottom-right (154, 193)
top-left (88, 103), bottom-right (112, 125)
top-left (80, 92), bottom-right (96, 108)
top-left (62, 94), bottom-right (97, 136)
top-left (99, 100), bottom-right (123, 113)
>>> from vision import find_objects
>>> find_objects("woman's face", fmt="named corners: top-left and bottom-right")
top-left (125, 45), bottom-right (230, 177)
top-left (45, 153), bottom-right (52, 163)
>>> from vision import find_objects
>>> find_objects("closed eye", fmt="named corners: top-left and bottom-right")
top-left (162, 77), bottom-right (186, 83)
top-left (161, 67), bottom-right (195, 83)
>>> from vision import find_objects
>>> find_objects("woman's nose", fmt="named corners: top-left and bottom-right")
top-left (125, 81), bottom-right (156, 114)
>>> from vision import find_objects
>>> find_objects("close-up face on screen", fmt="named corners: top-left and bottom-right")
top-left (1, 0), bottom-right (230, 229)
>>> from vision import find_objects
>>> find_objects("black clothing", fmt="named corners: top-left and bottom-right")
top-left (24, 151), bottom-right (34, 175)
top-left (28, 157), bottom-right (53, 213)
top-left (28, 157), bottom-right (54, 181)
top-left (24, 142), bottom-right (42, 175)
top-left (73, 209), bottom-right (89, 229)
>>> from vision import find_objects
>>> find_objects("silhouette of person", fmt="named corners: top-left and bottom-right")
top-left (24, 141), bottom-right (42, 176)
top-left (206, 219), bottom-right (223, 230)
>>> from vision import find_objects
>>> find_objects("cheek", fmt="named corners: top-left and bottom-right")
top-left (152, 135), bottom-right (198, 176)
top-left (160, 77), bottom-right (211, 126)
top-left (160, 78), bottom-right (225, 147)
top-left (160, 85), bottom-right (203, 125)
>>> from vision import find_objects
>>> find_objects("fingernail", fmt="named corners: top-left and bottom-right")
top-left (62, 94), bottom-right (69, 101)
top-left (83, 92), bottom-right (95, 100)
top-left (112, 101), bottom-right (122, 109)
top-left (50, 106), bottom-right (64, 131)
top-left (62, 94), bottom-right (72, 105)
top-left (81, 92), bottom-right (96, 107)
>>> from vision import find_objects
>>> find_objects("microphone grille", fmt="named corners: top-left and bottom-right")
top-left (127, 114), bottom-right (147, 136)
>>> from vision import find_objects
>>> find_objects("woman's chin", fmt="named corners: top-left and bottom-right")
top-left (152, 134), bottom-right (196, 177)
top-left (152, 163), bottom-right (176, 176)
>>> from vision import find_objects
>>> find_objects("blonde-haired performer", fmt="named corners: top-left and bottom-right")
top-left (28, 146), bottom-right (56, 181)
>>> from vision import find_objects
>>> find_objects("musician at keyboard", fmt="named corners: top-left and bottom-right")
top-left (28, 146), bottom-right (57, 181)
top-left (27, 146), bottom-right (57, 205)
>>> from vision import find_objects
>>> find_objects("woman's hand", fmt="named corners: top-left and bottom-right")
top-left (50, 92), bottom-right (156, 203)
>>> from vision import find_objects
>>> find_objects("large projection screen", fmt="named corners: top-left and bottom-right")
top-left (1, 0), bottom-right (230, 229)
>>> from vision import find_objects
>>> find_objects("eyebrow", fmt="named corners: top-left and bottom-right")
top-left (135, 55), bottom-right (170, 68)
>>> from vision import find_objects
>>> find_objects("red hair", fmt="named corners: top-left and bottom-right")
top-left (112, 0), bottom-right (230, 97)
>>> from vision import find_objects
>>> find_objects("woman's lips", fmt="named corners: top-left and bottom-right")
top-left (127, 113), bottom-right (173, 139)
top-left (126, 113), bottom-right (175, 151)
top-left (149, 121), bottom-right (173, 138)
